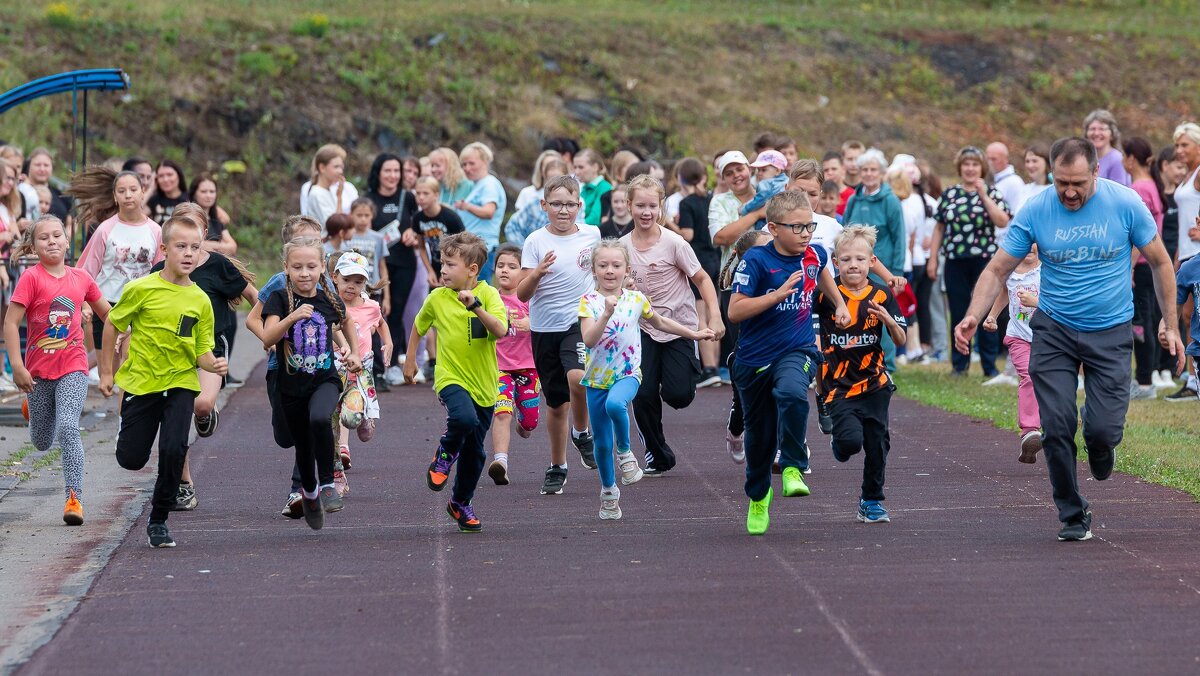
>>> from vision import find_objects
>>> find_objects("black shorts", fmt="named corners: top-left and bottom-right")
top-left (531, 324), bottom-right (586, 408)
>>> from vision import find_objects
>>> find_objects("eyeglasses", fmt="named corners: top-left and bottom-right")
top-left (775, 221), bottom-right (818, 234)
top-left (547, 201), bottom-right (581, 212)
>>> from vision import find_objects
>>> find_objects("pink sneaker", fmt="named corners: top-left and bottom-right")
top-left (333, 470), bottom-right (350, 497)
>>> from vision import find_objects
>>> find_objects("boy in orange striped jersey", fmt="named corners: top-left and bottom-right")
top-left (815, 225), bottom-right (907, 524)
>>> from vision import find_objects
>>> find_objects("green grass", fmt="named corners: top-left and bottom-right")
top-left (895, 363), bottom-right (1200, 499)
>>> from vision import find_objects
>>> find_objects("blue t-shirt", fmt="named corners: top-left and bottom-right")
top-left (457, 174), bottom-right (507, 249)
top-left (730, 241), bottom-right (828, 368)
top-left (1001, 179), bottom-right (1157, 332)
top-left (1176, 256), bottom-right (1200, 357)
top-left (258, 271), bottom-right (337, 370)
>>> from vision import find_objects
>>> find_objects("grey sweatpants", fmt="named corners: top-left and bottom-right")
top-left (1029, 312), bottom-right (1132, 524)
top-left (28, 371), bottom-right (90, 499)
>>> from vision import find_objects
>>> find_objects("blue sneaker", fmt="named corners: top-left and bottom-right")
top-left (718, 366), bottom-right (731, 385)
top-left (857, 499), bottom-right (890, 524)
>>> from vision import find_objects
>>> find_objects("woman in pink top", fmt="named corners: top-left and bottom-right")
top-left (486, 244), bottom-right (539, 486)
top-left (1124, 137), bottom-right (1166, 397)
top-left (4, 216), bottom-right (111, 525)
top-left (68, 167), bottom-right (164, 362)
top-left (619, 175), bottom-right (725, 476)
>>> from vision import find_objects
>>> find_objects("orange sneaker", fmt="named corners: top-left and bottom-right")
top-left (63, 490), bottom-right (83, 526)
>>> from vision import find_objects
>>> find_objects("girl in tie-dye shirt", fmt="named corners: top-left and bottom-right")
top-left (577, 240), bottom-right (714, 520)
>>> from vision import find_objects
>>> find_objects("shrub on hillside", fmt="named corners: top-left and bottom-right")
top-left (44, 3), bottom-right (75, 29)
top-left (292, 13), bottom-right (330, 38)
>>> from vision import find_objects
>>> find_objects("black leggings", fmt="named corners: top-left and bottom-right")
top-left (386, 261), bottom-right (416, 362)
top-left (1132, 263), bottom-right (1160, 385)
top-left (912, 272), bottom-right (934, 348)
top-left (282, 382), bottom-right (340, 494)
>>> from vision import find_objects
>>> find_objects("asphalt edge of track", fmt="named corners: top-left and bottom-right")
top-left (0, 351), bottom-right (266, 676)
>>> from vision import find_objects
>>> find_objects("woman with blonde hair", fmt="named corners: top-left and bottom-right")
top-left (514, 150), bottom-right (562, 211)
top-left (455, 142), bottom-right (507, 280)
top-left (429, 147), bottom-right (473, 207)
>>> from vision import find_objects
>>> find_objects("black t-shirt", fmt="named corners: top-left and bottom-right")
top-left (147, 193), bottom-right (188, 225)
top-left (206, 206), bottom-right (229, 243)
top-left (1162, 192), bottom-right (1179, 261)
top-left (413, 206), bottom-right (465, 273)
top-left (815, 278), bottom-right (905, 403)
top-left (368, 189), bottom-right (419, 269)
top-left (46, 185), bottom-right (70, 221)
top-left (151, 252), bottom-right (248, 334)
top-left (678, 193), bottom-right (719, 277)
top-left (262, 288), bottom-right (346, 395)
top-left (599, 218), bottom-right (634, 240)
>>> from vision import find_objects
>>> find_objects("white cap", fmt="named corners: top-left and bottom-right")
top-left (717, 150), bottom-right (750, 174)
top-left (334, 251), bottom-right (371, 279)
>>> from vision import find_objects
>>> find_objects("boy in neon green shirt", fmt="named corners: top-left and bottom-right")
top-left (404, 232), bottom-right (507, 532)
top-left (99, 213), bottom-right (228, 548)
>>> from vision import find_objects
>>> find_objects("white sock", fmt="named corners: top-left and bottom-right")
top-left (494, 453), bottom-right (508, 465)
top-left (301, 487), bottom-right (319, 499)
top-left (1189, 374), bottom-right (1199, 390)
top-left (555, 463), bottom-right (568, 470)
top-left (572, 427), bottom-right (589, 439)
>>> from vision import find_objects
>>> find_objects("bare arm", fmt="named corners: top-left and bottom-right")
top-left (245, 301), bottom-right (266, 343)
top-left (953, 250), bottom-right (1023, 353)
top-left (580, 315), bottom-right (607, 348)
top-left (98, 320), bottom-right (118, 396)
top-left (376, 317), bottom-right (394, 366)
top-left (3, 303), bottom-right (31, 392)
top-left (689, 268), bottom-right (725, 338)
top-left (979, 187), bottom-right (1010, 229)
top-left (817, 267), bottom-right (851, 327)
top-left (517, 251), bottom-right (555, 302)
top-left (340, 316), bottom-right (362, 372)
top-left (197, 351), bottom-right (229, 376)
top-left (713, 208), bottom-right (764, 247)
top-left (402, 324), bottom-right (425, 383)
top-left (646, 311), bottom-right (710, 341)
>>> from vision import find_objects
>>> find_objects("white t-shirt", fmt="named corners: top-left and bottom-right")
top-left (75, 214), bottom-right (164, 302)
top-left (811, 213), bottom-right (843, 254)
top-left (1175, 166), bottom-right (1200, 262)
top-left (514, 185), bottom-right (540, 212)
top-left (300, 180), bottom-right (359, 221)
top-left (665, 191), bottom-right (684, 223)
top-left (521, 225), bottom-right (601, 332)
top-left (18, 182), bottom-right (39, 220)
top-left (900, 193), bottom-right (926, 268)
top-left (1005, 265), bottom-right (1041, 342)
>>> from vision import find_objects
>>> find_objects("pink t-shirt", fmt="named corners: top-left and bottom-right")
top-left (1131, 178), bottom-right (1164, 264)
top-left (497, 293), bottom-right (535, 371)
top-left (347, 299), bottom-right (383, 359)
top-left (621, 227), bottom-right (702, 343)
top-left (76, 214), bottom-right (164, 302)
top-left (10, 265), bottom-right (102, 380)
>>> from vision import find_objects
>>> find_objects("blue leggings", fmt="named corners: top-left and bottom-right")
top-left (585, 377), bottom-right (640, 489)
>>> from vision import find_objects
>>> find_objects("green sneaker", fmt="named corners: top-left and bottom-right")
top-left (781, 467), bottom-right (811, 497)
top-left (746, 488), bottom-right (772, 535)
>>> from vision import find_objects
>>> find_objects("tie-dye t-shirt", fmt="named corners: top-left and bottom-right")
top-left (577, 289), bottom-right (655, 389)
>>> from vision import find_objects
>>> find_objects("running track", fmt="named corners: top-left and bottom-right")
top-left (17, 366), bottom-right (1200, 674)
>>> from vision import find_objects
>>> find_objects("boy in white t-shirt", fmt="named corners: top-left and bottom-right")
top-left (517, 175), bottom-right (602, 495)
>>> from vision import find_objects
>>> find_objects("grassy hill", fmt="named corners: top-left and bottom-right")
top-left (1, 0), bottom-right (1197, 273)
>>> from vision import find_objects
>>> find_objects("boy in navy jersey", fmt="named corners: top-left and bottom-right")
top-left (816, 225), bottom-right (907, 524)
top-left (728, 191), bottom-right (849, 535)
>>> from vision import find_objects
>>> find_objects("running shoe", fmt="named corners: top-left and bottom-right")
top-left (573, 432), bottom-right (596, 470)
top-left (1128, 383), bottom-right (1156, 400)
top-left (982, 373), bottom-right (1018, 387)
top-left (447, 500), bottom-right (482, 533)
top-left (488, 459), bottom-right (510, 486)
top-left (375, 379), bottom-right (391, 393)
top-left (746, 487), bottom-right (772, 535)
top-left (427, 446), bottom-right (458, 491)
top-left (320, 485), bottom-right (343, 513)
top-left (1057, 512), bottom-right (1093, 541)
top-left (385, 365), bottom-right (404, 386)
top-left (616, 450), bottom-right (643, 485)
top-left (726, 430), bottom-right (745, 464)
top-left (599, 486), bottom-right (622, 520)
top-left (357, 418), bottom-right (375, 443)
top-left (1019, 431), bottom-right (1042, 464)
top-left (1086, 445), bottom-right (1114, 481)
top-left (173, 481), bottom-right (198, 511)
top-left (540, 465), bottom-right (567, 495)
top-left (147, 521), bottom-right (175, 548)
top-left (282, 492), bottom-right (303, 519)
top-left (1164, 385), bottom-right (1198, 403)
top-left (1153, 369), bottom-right (1176, 389)
top-left (697, 367), bottom-right (722, 389)
top-left (302, 494), bottom-right (324, 530)
top-left (781, 467), bottom-right (811, 497)
top-left (225, 374), bottom-right (244, 388)
top-left (642, 465), bottom-right (669, 477)
top-left (718, 367), bottom-right (732, 385)
top-left (194, 410), bottom-right (219, 438)
top-left (63, 490), bottom-right (83, 526)
top-left (857, 499), bottom-right (890, 524)
top-left (817, 399), bottom-right (833, 435)
top-left (339, 446), bottom-right (352, 470)
top-left (333, 470), bottom-right (350, 497)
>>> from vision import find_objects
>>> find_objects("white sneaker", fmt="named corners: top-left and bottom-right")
top-left (970, 352), bottom-right (981, 364)
top-left (385, 365), bottom-right (404, 386)
top-left (617, 451), bottom-right (643, 485)
top-left (413, 369), bottom-right (427, 384)
top-left (726, 430), bottom-right (745, 464)
top-left (88, 366), bottom-right (101, 386)
top-left (982, 374), bottom-right (1018, 387)
top-left (1154, 369), bottom-right (1175, 389)
top-left (1129, 383), bottom-right (1157, 400)
top-left (599, 486), bottom-right (622, 520)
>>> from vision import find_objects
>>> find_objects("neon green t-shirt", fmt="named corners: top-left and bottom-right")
top-left (108, 271), bottom-right (215, 395)
top-left (416, 282), bottom-right (506, 407)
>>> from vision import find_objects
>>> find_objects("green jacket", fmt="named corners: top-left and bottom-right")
top-left (580, 177), bottom-right (612, 226)
top-left (842, 183), bottom-right (906, 275)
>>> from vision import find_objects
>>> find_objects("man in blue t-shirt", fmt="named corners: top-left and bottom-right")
top-left (955, 137), bottom-right (1185, 543)
top-left (729, 190), bottom-right (850, 535)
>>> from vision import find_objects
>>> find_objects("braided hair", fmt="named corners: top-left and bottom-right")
top-left (719, 229), bottom-right (772, 290)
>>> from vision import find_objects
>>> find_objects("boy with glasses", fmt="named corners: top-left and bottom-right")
top-left (517, 175), bottom-right (602, 495)
top-left (728, 191), bottom-right (849, 535)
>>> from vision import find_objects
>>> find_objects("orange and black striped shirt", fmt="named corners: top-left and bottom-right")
top-left (815, 279), bottom-right (905, 403)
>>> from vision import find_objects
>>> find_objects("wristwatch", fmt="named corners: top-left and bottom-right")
top-left (466, 299), bottom-right (482, 311)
